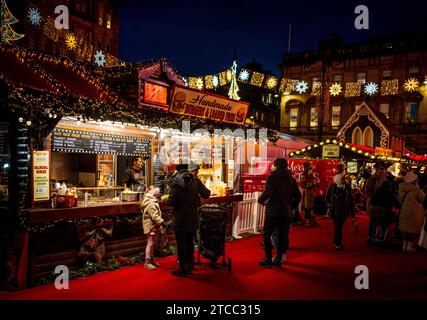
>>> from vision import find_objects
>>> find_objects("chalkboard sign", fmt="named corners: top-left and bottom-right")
top-left (52, 128), bottom-right (151, 157)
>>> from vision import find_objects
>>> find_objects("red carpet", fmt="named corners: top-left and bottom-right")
top-left (1, 214), bottom-right (427, 300)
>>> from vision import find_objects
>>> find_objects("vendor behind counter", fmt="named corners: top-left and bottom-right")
top-left (123, 156), bottom-right (147, 191)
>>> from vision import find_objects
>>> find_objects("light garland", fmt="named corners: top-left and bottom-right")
top-left (381, 79), bottom-right (399, 95)
top-left (344, 82), bottom-right (361, 97)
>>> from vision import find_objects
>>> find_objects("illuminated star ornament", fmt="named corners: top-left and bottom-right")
top-left (364, 82), bottom-right (378, 95)
top-left (329, 83), bottom-right (342, 96)
top-left (182, 77), bottom-right (188, 86)
top-left (94, 50), bottom-right (106, 67)
top-left (65, 33), bottom-right (77, 50)
top-left (266, 76), bottom-right (278, 90)
top-left (27, 7), bottom-right (42, 25)
top-left (195, 77), bottom-right (204, 90)
top-left (295, 80), bottom-right (309, 94)
top-left (403, 77), bottom-right (420, 92)
top-left (238, 69), bottom-right (250, 82)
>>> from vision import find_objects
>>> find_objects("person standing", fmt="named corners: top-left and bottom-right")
top-left (326, 172), bottom-right (357, 250)
top-left (365, 162), bottom-right (387, 240)
top-left (301, 162), bottom-right (319, 225)
top-left (164, 163), bottom-right (210, 277)
top-left (258, 158), bottom-right (301, 268)
top-left (417, 186), bottom-right (427, 250)
top-left (141, 186), bottom-right (164, 270)
top-left (398, 172), bottom-right (426, 252)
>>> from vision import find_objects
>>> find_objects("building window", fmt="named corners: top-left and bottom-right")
top-left (333, 74), bottom-right (343, 84)
top-left (357, 72), bottom-right (366, 84)
top-left (382, 70), bottom-right (392, 80)
top-left (107, 14), bottom-right (111, 29)
top-left (261, 113), bottom-right (265, 122)
top-left (290, 108), bottom-right (298, 128)
top-left (310, 107), bottom-right (318, 128)
top-left (405, 102), bottom-right (417, 126)
top-left (331, 106), bottom-right (341, 128)
top-left (379, 103), bottom-right (390, 118)
top-left (408, 67), bottom-right (420, 76)
top-left (383, 42), bottom-right (393, 49)
top-left (352, 127), bottom-right (363, 145)
top-left (363, 127), bottom-right (374, 147)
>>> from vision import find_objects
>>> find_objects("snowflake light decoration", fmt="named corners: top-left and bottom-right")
top-left (212, 75), bottom-right (219, 88)
top-left (65, 33), bottom-right (77, 50)
top-left (195, 77), bottom-right (204, 90)
top-left (295, 80), bottom-right (308, 94)
top-left (182, 77), bottom-right (188, 86)
top-left (329, 83), bottom-right (342, 96)
top-left (364, 82), bottom-right (378, 95)
top-left (239, 69), bottom-right (250, 82)
top-left (403, 77), bottom-right (420, 92)
top-left (28, 7), bottom-right (42, 26)
top-left (266, 76), bottom-right (278, 90)
top-left (94, 50), bottom-right (106, 67)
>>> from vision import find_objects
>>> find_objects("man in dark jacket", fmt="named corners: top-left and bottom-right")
top-left (258, 158), bottom-right (301, 268)
top-left (164, 163), bottom-right (210, 277)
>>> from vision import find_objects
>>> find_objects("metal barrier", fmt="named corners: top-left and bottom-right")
top-left (232, 192), bottom-right (266, 238)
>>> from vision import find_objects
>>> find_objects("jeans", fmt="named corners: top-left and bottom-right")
top-left (263, 215), bottom-right (287, 261)
top-left (175, 231), bottom-right (195, 270)
top-left (272, 212), bottom-right (293, 253)
top-left (333, 217), bottom-right (346, 246)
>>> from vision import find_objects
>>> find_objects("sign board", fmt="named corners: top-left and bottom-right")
top-left (170, 85), bottom-right (249, 125)
top-left (33, 151), bottom-right (50, 202)
top-left (375, 147), bottom-right (393, 157)
top-left (52, 128), bottom-right (151, 157)
top-left (322, 144), bottom-right (340, 158)
top-left (141, 81), bottom-right (169, 109)
top-left (347, 161), bottom-right (358, 174)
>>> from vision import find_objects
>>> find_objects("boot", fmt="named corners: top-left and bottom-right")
top-left (144, 257), bottom-right (156, 270)
top-left (406, 241), bottom-right (416, 252)
top-left (259, 258), bottom-right (272, 268)
top-left (402, 240), bottom-right (408, 251)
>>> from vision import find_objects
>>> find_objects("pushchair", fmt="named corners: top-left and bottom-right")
top-left (196, 205), bottom-right (232, 272)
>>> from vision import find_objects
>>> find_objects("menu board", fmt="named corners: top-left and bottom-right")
top-left (33, 151), bottom-right (50, 202)
top-left (52, 128), bottom-right (151, 157)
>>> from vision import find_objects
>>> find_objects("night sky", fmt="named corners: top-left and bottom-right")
top-left (119, 0), bottom-right (427, 76)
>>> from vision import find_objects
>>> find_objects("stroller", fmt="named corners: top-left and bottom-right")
top-left (196, 205), bottom-right (232, 272)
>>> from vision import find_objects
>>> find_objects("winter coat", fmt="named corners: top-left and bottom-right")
top-left (141, 193), bottom-right (164, 235)
top-left (368, 185), bottom-right (400, 226)
top-left (364, 175), bottom-right (386, 211)
top-left (163, 170), bottom-right (211, 232)
top-left (398, 182), bottom-right (426, 234)
top-left (326, 183), bottom-right (356, 220)
top-left (258, 169), bottom-right (301, 217)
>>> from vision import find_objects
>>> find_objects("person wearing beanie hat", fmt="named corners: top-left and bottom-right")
top-left (326, 173), bottom-right (357, 250)
top-left (398, 172), bottom-right (426, 252)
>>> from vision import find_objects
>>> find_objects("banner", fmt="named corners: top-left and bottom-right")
top-left (33, 151), bottom-right (50, 202)
top-left (170, 86), bottom-right (249, 125)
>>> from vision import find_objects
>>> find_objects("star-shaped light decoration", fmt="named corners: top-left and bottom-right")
top-left (329, 83), bottom-right (342, 96)
top-left (238, 69), bottom-right (250, 82)
top-left (65, 33), bottom-right (77, 50)
top-left (403, 77), bottom-right (420, 92)
top-left (182, 77), bottom-right (188, 86)
top-left (94, 50), bottom-right (106, 67)
top-left (28, 7), bottom-right (42, 26)
top-left (364, 82), bottom-right (378, 95)
top-left (212, 75), bottom-right (219, 88)
top-left (295, 80), bottom-right (309, 94)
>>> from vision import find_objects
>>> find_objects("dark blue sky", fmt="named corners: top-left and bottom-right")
top-left (119, 0), bottom-right (427, 76)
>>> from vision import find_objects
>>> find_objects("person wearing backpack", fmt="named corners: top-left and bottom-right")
top-left (326, 172), bottom-right (357, 251)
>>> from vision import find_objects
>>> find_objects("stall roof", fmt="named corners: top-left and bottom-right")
top-left (0, 45), bottom-right (119, 103)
